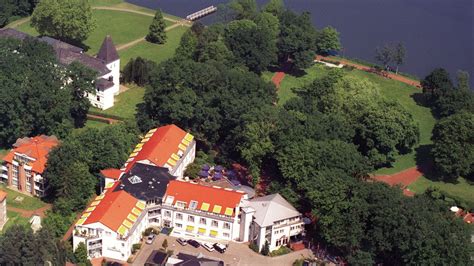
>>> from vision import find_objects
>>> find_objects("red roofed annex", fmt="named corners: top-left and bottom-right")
top-left (1, 135), bottom-right (59, 196)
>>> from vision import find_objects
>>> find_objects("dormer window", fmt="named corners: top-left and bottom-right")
top-left (189, 200), bottom-right (198, 210)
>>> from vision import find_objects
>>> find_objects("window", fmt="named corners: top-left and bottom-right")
top-left (176, 201), bottom-right (186, 209)
top-left (96, 96), bottom-right (100, 101)
top-left (223, 222), bottom-right (230, 230)
top-left (199, 218), bottom-right (206, 225)
top-left (189, 200), bottom-right (198, 210)
top-left (211, 220), bottom-right (218, 228)
top-left (176, 213), bottom-right (183, 220)
top-left (188, 215), bottom-right (195, 223)
top-left (164, 211), bottom-right (171, 218)
top-left (175, 223), bottom-right (182, 228)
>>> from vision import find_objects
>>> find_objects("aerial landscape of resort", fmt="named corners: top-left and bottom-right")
top-left (0, 0), bottom-right (472, 265)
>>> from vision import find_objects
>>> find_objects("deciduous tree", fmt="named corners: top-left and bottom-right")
top-left (315, 26), bottom-right (342, 54)
top-left (31, 0), bottom-right (96, 44)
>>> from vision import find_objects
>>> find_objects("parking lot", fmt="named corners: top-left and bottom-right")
top-left (133, 234), bottom-right (313, 266)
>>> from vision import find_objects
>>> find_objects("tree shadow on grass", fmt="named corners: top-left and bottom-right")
top-left (415, 144), bottom-right (463, 185)
top-left (267, 63), bottom-right (308, 78)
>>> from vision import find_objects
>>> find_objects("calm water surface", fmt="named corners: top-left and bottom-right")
top-left (126, 0), bottom-right (473, 83)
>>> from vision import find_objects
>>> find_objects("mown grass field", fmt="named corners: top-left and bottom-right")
top-left (2, 211), bottom-right (30, 233)
top-left (13, 9), bottom-right (168, 54)
top-left (119, 26), bottom-right (187, 67)
top-left (0, 185), bottom-right (46, 210)
top-left (90, 84), bottom-right (145, 120)
top-left (408, 177), bottom-right (474, 208)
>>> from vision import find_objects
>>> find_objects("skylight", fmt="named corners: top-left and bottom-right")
top-left (128, 175), bottom-right (142, 184)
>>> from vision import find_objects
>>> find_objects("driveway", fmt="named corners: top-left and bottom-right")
top-left (132, 235), bottom-right (314, 266)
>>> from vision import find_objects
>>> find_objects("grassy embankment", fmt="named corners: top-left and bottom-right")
top-left (269, 63), bottom-right (473, 205)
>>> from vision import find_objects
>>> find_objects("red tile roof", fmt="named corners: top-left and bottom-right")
top-left (80, 182), bottom-right (143, 233)
top-left (2, 135), bottom-right (59, 173)
top-left (124, 125), bottom-right (188, 172)
top-left (100, 168), bottom-right (122, 180)
top-left (164, 180), bottom-right (245, 217)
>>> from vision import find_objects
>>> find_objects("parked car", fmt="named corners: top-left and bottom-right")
top-left (187, 239), bottom-right (200, 248)
top-left (203, 243), bottom-right (215, 252)
top-left (213, 243), bottom-right (227, 253)
top-left (177, 238), bottom-right (187, 246)
top-left (145, 234), bottom-right (156, 244)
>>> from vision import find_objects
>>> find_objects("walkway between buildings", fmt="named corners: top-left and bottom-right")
top-left (7, 204), bottom-right (51, 218)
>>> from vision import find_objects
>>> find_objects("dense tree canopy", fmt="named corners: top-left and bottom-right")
top-left (0, 0), bottom-right (37, 27)
top-left (315, 26), bottom-right (342, 54)
top-left (0, 38), bottom-right (93, 146)
top-left (31, 0), bottom-right (96, 44)
top-left (122, 57), bottom-right (157, 86)
top-left (431, 112), bottom-right (474, 180)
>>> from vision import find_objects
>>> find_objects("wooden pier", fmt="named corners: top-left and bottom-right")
top-left (186, 6), bottom-right (217, 21)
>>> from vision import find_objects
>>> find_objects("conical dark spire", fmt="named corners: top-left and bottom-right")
top-left (97, 35), bottom-right (119, 63)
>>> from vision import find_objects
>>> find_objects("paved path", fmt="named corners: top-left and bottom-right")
top-left (93, 6), bottom-right (185, 24)
top-left (116, 23), bottom-right (184, 51)
top-left (316, 55), bottom-right (421, 88)
top-left (271, 72), bottom-right (286, 88)
top-left (133, 235), bottom-right (314, 266)
top-left (372, 166), bottom-right (424, 196)
top-left (6, 17), bottom-right (30, 28)
top-left (87, 113), bottom-right (121, 124)
top-left (7, 204), bottom-right (52, 218)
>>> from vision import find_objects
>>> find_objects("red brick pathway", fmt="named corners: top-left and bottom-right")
top-left (271, 72), bottom-right (286, 88)
top-left (7, 204), bottom-right (52, 218)
top-left (372, 166), bottom-right (423, 196)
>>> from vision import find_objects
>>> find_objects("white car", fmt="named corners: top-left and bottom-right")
top-left (203, 242), bottom-right (215, 252)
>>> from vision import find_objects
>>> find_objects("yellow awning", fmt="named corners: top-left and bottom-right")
top-left (105, 182), bottom-right (114, 188)
top-left (210, 230), bottom-right (218, 236)
top-left (167, 158), bottom-right (177, 166)
top-left (122, 219), bottom-right (133, 229)
top-left (81, 212), bottom-right (91, 218)
top-left (198, 228), bottom-right (206, 234)
top-left (136, 143), bottom-right (144, 148)
top-left (182, 139), bottom-right (190, 146)
top-left (136, 201), bottom-right (146, 210)
top-left (141, 138), bottom-right (150, 143)
top-left (201, 202), bottom-right (210, 211)
top-left (76, 218), bottom-right (86, 226)
top-left (95, 195), bottom-right (105, 200)
top-left (127, 213), bottom-right (137, 222)
top-left (90, 200), bottom-right (100, 207)
top-left (130, 152), bottom-right (138, 157)
top-left (171, 153), bottom-right (180, 161)
top-left (131, 207), bottom-right (141, 216)
top-left (148, 128), bottom-right (157, 133)
top-left (212, 205), bottom-right (222, 214)
top-left (133, 147), bottom-right (142, 153)
top-left (178, 143), bottom-right (187, 151)
top-left (117, 225), bottom-right (127, 236)
top-left (184, 133), bottom-right (194, 142)
top-left (145, 132), bottom-right (154, 138)
top-left (224, 207), bottom-right (233, 216)
top-left (186, 225), bottom-right (194, 232)
top-left (86, 206), bottom-right (96, 212)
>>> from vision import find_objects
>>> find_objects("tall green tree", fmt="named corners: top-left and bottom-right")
top-left (229, 0), bottom-right (258, 20)
top-left (31, 0), bottom-right (96, 44)
top-left (146, 9), bottom-right (167, 44)
top-left (277, 10), bottom-right (317, 69)
top-left (66, 62), bottom-right (96, 128)
top-left (456, 70), bottom-right (470, 91)
top-left (175, 29), bottom-right (198, 60)
top-left (315, 26), bottom-right (342, 54)
top-left (263, 0), bottom-right (285, 17)
top-left (74, 242), bottom-right (91, 266)
top-left (122, 57), bottom-right (157, 86)
top-left (224, 19), bottom-right (277, 73)
top-left (431, 112), bottom-right (474, 180)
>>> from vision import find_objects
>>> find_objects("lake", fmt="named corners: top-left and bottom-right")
top-left (126, 0), bottom-right (473, 84)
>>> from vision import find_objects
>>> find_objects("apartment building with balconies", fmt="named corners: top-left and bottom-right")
top-left (1, 135), bottom-right (59, 197)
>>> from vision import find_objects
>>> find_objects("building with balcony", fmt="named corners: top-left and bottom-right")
top-left (1, 135), bottom-right (59, 197)
top-left (0, 28), bottom-right (120, 110)
top-left (0, 191), bottom-right (6, 231)
top-left (248, 194), bottom-right (305, 252)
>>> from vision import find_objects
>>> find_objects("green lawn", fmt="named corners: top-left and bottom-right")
top-left (408, 177), bottom-right (474, 208)
top-left (90, 84), bottom-right (145, 120)
top-left (275, 64), bottom-right (436, 175)
top-left (13, 9), bottom-right (173, 55)
top-left (119, 26), bottom-right (187, 67)
top-left (0, 185), bottom-right (46, 210)
top-left (90, 0), bottom-right (124, 6)
top-left (84, 120), bottom-right (110, 130)
top-left (2, 211), bottom-right (30, 232)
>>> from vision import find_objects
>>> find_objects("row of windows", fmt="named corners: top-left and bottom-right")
top-left (166, 211), bottom-right (231, 229)
top-left (174, 223), bottom-right (230, 238)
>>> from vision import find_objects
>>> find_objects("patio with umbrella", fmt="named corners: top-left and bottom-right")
top-left (214, 165), bottom-right (225, 172)
top-left (213, 172), bottom-right (223, 180)
top-left (202, 164), bottom-right (210, 171)
top-left (198, 170), bottom-right (209, 177)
